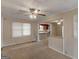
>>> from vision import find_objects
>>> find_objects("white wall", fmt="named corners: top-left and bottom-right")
top-left (2, 18), bottom-right (38, 47)
top-left (73, 15), bottom-right (78, 59)
top-left (1, 17), bottom-right (4, 47)
top-left (49, 37), bottom-right (63, 53)
top-left (63, 13), bottom-right (74, 58)
top-left (48, 9), bottom-right (77, 58)
top-left (62, 10), bottom-right (77, 58)
top-left (48, 23), bottom-right (63, 53)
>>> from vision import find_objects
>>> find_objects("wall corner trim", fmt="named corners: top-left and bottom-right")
top-left (49, 46), bottom-right (73, 59)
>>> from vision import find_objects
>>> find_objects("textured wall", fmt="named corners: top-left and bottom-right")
top-left (2, 18), bottom-right (38, 47)
top-left (49, 9), bottom-right (77, 58)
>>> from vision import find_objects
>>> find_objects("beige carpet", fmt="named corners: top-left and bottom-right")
top-left (2, 40), bottom-right (71, 59)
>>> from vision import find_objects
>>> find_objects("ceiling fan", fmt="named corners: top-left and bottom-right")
top-left (18, 8), bottom-right (46, 19)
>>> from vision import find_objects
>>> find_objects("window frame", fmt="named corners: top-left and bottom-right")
top-left (12, 22), bottom-right (31, 38)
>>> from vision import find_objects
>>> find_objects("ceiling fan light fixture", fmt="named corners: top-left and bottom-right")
top-left (60, 19), bottom-right (63, 22)
top-left (34, 10), bottom-right (38, 14)
top-left (29, 14), bottom-right (37, 19)
top-left (33, 15), bottom-right (37, 19)
top-left (57, 22), bottom-right (61, 25)
top-left (29, 15), bottom-right (33, 19)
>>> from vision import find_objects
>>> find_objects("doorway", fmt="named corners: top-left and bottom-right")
top-left (48, 20), bottom-right (64, 53)
top-left (37, 23), bottom-right (50, 45)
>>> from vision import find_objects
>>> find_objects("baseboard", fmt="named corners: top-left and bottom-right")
top-left (2, 40), bottom-right (36, 48)
top-left (72, 57), bottom-right (77, 59)
top-left (49, 46), bottom-right (64, 54)
top-left (63, 53), bottom-right (73, 59)
top-left (49, 46), bottom-right (73, 59)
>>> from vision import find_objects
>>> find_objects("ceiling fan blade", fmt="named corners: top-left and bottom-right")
top-left (29, 8), bottom-right (35, 11)
top-left (18, 10), bottom-right (29, 13)
top-left (38, 14), bottom-right (46, 16)
top-left (16, 9), bottom-right (30, 15)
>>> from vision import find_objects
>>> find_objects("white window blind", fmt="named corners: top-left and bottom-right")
top-left (12, 22), bottom-right (31, 37)
top-left (23, 23), bottom-right (31, 36)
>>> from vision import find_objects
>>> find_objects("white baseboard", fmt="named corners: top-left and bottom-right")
top-left (49, 46), bottom-right (73, 59)
top-left (2, 40), bottom-right (36, 48)
top-left (73, 57), bottom-right (77, 59)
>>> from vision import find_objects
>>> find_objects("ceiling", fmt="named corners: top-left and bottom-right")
top-left (1, 0), bottom-right (77, 21)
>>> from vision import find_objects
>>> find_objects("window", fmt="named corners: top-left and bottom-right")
top-left (12, 22), bottom-right (31, 37)
top-left (23, 23), bottom-right (31, 35)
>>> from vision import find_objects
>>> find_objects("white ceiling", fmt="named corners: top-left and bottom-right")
top-left (2, 0), bottom-right (77, 21)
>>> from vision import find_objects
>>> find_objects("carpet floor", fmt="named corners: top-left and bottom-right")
top-left (2, 40), bottom-right (71, 59)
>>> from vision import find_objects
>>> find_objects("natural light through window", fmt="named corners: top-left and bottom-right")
top-left (39, 25), bottom-right (43, 31)
top-left (12, 22), bottom-right (31, 37)
top-left (23, 23), bottom-right (31, 36)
